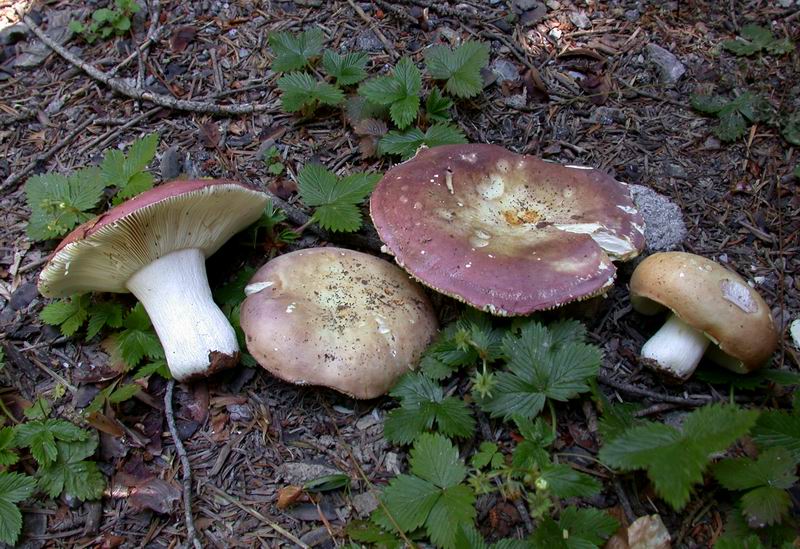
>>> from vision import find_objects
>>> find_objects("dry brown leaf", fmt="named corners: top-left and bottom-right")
top-left (627, 515), bottom-right (671, 549)
top-left (277, 485), bottom-right (304, 509)
top-left (170, 26), bottom-right (197, 53)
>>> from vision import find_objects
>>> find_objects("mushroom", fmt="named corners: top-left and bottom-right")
top-left (240, 247), bottom-right (438, 399)
top-left (370, 144), bottom-right (646, 315)
top-left (629, 252), bottom-right (778, 380)
top-left (38, 179), bottom-right (269, 381)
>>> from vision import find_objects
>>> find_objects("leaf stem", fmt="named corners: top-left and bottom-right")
top-left (547, 399), bottom-right (558, 437)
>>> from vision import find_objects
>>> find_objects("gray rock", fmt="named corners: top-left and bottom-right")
top-left (278, 462), bottom-right (342, 485)
top-left (590, 107), bottom-right (625, 125)
top-left (664, 162), bottom-right (687, 179)
top-left (351, 491), bottom-right (380, 517)
top-left (645, 43), bottom-right (686, 86)
top-left (356, 30), bottom-right (383, 52)
top-left (624, 9), bottom-right (641, 22)
top-left (160, 146), bottom-right (182, 180)
top-left (569, 11), bottom-right (591, 29)
top-left (513, 0), bottom-right (540, 11)
top-left (0, 23), bottom-right (29, 46)
top-left (490, 59), bottom-right (519, 83)
top-left (629, 184), bottom-right (687, 251)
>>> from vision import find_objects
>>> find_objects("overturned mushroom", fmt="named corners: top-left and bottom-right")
top-left (370, 144), bottom-right (645, 315)
top-left (630, 252), bottom-right (778, 380)
top-left (240, 247), bottom-right (438, 399)
top-left (38, 179), bottom-right (269, 381)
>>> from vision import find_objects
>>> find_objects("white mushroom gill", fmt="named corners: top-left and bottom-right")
top-left (640, 313), bottom-right (711, 380)
top-left (126, 248), bottom-right (238, 380)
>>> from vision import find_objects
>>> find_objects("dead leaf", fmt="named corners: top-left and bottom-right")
top-left (268, 178), bottom-right (297, 199)
top-left (523, 68), bottom-right (549, 103)
top-left (198, 121), bottom-right (220, 148)
top-left (129, 478), bottom-right (182, 514)
top-left (99, 535), bottom-right (126, 548)
top-left (85, 411), bottom-right (125, 437)
top-left (353, 118), bottom-right (387, 157)
top-left (277, 485), bottom-right (304, 509)
top-left (170, 26), bottom-right (197, 53)
top-left (627, 515), bottom-right (671, 549)
top-left (210, 411), bottom-right (229, 442)
top-left (580, 72), bottom-right (611, 106)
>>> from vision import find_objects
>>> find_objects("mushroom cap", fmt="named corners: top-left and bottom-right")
top-left (629, 252), bottom-right (778, 372)
top-left (369, 144), bottom-right (645, 315)
top-left (240, 247), bottom-right (438, 399)
top-left (38, 179), bottom-right (269, 297)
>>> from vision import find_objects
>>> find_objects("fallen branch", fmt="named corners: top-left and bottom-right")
top-left (165, 380), bottom-right (202, 549)
top-left (22, 14), bottom-right (274, 115)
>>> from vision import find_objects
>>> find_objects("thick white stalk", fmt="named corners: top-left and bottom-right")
top-left (126, 248), bottom-right (238, 380)
top-left (640, 313), bottom-right (710, 380)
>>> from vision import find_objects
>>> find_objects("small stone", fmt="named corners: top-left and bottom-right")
top-left (628, 184), bottom-right (688, 252)
top-left (545, 0), bottom-right (561, 8)
top-left (278, 462), bottom-right (342, 485)
top-left (505, 94), bottom-right (528, 109)
top-left (356, 30), bottom-right (383, 52)
top-left (513, 0), bottom-right (540, 10)
top-left (589, 106), bottom-right (625, 125)
top-left (569, 11), bottom-right (591, 29)
top-left (226, 403), bottom-right (252, 422)
top-left (790, 319), bottom-right (800, 350)
top-left (703, 136), bottom-right (721, 150)
top-left (664, 162), bottom-right (687, 179)
top-left (490, 59), bottom-right (520, 83)
top-left (355, 410), bottom-right (381, 430)
top-left (160, 146), bottom-right (182, 180)
top-left (549, 27), bottom-right (563, 41)
top-left (645, 43), bottom-right (686, 86)
top-left (0, 23), bottom-right (29, 46)
top-left (351, 491), bottom-right (379, 517)
top-left (625, 9), bottom-right (641, 21)
top-left (9, 282), bottom-right (38, 311)
top-left (384, 452), bottom-right (401, 475)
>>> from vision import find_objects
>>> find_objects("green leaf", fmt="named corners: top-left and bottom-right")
top-left (424, 41), bottom-right (489, 98)
top-left (24, 398), bottom-right (51, 420)
top-left (278, 72), bottom-right (345, 113)
top-left (426, 484), bottom-right (476, 548)
top-left (108, 383), bottom-right (141, 404)
top-left (296, 164), bottom-right (380, 233)
top-left (422, 123), bottom-right (468, 148)
top-left (411, 433), bottom-right (468, 488)
top-left (722, 25), bottom-right (794, 56)
top-left (425, 88), bottom-right (454, 122)
top-left (133, 360), bottom-right (171, 380)
top-left (0, 428), bottom-right (18, 466)
top-left (85, 301), bottom-right (125, 340)
top-left (558, 507), bottom-right (619, 547)
top-left (214, 266), bottom-right (257, 308)
top-left (540, 464), bottom-right (601, 498)
top-left (37, 437), bottom-right (104, 500)
top-left (25, 168), bottom-right (106, 241)
top-left (692, 92), bottom-right (772, 142)
top-left (599, 404), bottom-right (759, 509)
top-left (690, 95), bottom-right (729, 114)
top-left (378, 123), bottom-right (467, 159)
top-left (322, 50), bottom-right (369, 86)
top-left (389, 95), bottom-right (421, 129)
top-left (303, 473), bottom-right (351, 492)
top-left (347, 520), bottom-right (403, 548)
top-left (781, 112), bottom-right (800, 146)
top-left (380, 474), bottom-right (441, 532)
top-left (359, 57), bottom-right (421, 129)
top-left (752, 410), bottom-right (800, 460)
top-left (117, 171), bottom-right (154, 200)
top-left (16, 419), bottom-right (88, 467)
top-left (714, 448), bottom-right (798, 525)
top-left (109, 304), bottom-right (164, 369)
top-left (269, 28), bottom-right (324, 72)
top-left (480, 321), bottom-right (601, 421)
top-left (40, 295), bottom-right (90, 337)
top-left (0, 472), bottom-right (37, 546)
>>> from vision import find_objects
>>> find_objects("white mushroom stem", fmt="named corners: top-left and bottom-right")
top-left (126, 248), bottom-right (238, 380)
top-left (640, 313), bottom-right (711, 380)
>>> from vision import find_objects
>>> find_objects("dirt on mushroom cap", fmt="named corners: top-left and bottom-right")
top-left (240, 247), bottom-right (438, 399)
top-left (369, 144), bottom-right (646, 315)
top-left (629, 251), bottom-right (778, 371)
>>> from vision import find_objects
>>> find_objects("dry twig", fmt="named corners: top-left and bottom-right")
top-left (165, 380), bottom-right (202, 549)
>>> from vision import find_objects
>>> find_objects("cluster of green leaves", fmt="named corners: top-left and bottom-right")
top-left (0, 402), bottom-right (103, 545)
top-left (296, 163), bottom-right (381, 232)
top-left (269, 28), bottom-right (487, 158)
top-left (25, 133), bottom-right (159, 241)
top-left (721, 24), bottom-right (794, 57)
top-left (262, 145), bottom-right (285, 176)
top-left (690, 92), bottom-right (771, 142)
top-left (69, 0), bottom-right (141, 43)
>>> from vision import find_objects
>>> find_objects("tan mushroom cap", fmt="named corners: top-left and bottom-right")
top-left (240, 247), bottom-right (438, 399)
top-left (630, 252), bottom-right (778, 372)
top-left (370, 144), bottom-right (646, 315)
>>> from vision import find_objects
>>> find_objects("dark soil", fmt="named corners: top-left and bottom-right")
top-left (1, 0), bottom-right (798, 547)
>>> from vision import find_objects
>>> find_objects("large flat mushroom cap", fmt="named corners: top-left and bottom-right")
top-left (370, 144), bottom-right (646, 315)
top-left (240, 247), bottom-right (438, 399)
top-left (629, 252), bottom-right (778, 372)
top-left (38, 179), bottom-right (268, 297)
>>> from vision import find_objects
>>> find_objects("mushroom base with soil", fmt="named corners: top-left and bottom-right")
top-left (126, 248), bottom-right (239, 380)
top-left (639, 313), bottom-right (711, 381)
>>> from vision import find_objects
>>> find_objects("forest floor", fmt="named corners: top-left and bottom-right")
top-left (1, 0), bottom-right (799, 547)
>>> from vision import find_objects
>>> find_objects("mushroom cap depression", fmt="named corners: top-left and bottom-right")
top-left (240, 247), bottom-right (438, 399)
top-left (629, 252), bottom-right (778, 372)
top-left (370, 144), bottom-right (646, 315)
top-left (38, 179), bottom-right (269, 297)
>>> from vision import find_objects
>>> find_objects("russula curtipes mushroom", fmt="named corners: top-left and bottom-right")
top-left (38, 179), bottom-right (269, 381)
top-left (370, 144), bottom-right (646, 315)
top-left (629, 252), bottom-right (778, 380)
top-left (240, 247), bottom-right (438, 399)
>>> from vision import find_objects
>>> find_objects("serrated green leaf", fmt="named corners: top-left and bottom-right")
top-left (558, 506), bottom-right (619, 547)
top-left (110, 303), bottom-right (164, 369)
top-left (117, 171), bottom-right (154, 199)
top-left (23, 398), bottom-right (51, 420)
top-left (714, 534), bottom-right (765, 549)
top-left (133, 359), bottom-right (171, 380)
top-left (278, 72), bottom-right (344, 113)
top-left (16, 419), bottom-right (87, 467)
top-left (85, 301), bottom-right (125, 340)
top-left (752, 410), bottom-right (800, 459)
top-left (600, 404), bottom-right (759, 509)
top-left (100, 149), bottom-right (126, 185)
top-left (269, 28), bottom-right (324, 72)
top-left (389, 94), bottom-right (420, 129)
top-left (40, 295), bottom-right (90, 337)
top-left (782, 112), bottom-right (800, 146)
top-left (0, 428), bottom-right (18, 466)
top-left (411, 433), bottom-right (467, 488)
top-left (322, 50), bottom-right (368, 86)
top-left (722, 25), bottom-right (793, 57)
top-left (426, 484), bottom-right (476, 548)
top-left (123, 133), bottom-right (158, 176)
top-left (425, 88), bottom-right (453, 122)
top-left (690, 94), bottom-right (728, 114)
top-left (471, 442), bottom-right (500, 469)
top-left (540, 463), bottom-right (601, 498)
top-left (0, 472), bottom-right (37, 546)
top-left (297, 164), bottom-right (380, 233)
top-left (108, 383), bottom-right (141, 404)
top-left (37, 437), bottom-right (103, 500)
top-left (378, 123), bottom-right (466, 159)
top-left (380, 474), bottom-right (441, 532)
top-left (739, 486), bottom-right (791, 526)
top-left (347, 519), bottom-right (403, 547)
top-left (424, 41), bottom-right (489, 98)
top-left (384, 406), bottom-right (434, 444)
top-left (359, 57), bottom-right (421, 128)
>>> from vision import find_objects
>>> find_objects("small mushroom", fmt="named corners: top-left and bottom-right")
top-left (629, 252), bottom-right (778, 380)
top-left (38, 179), bottom-right (269, 381)
top-left (240, 247), bottom-right (438, 399)
top-left (370, 144), bottom-right (645, 315)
